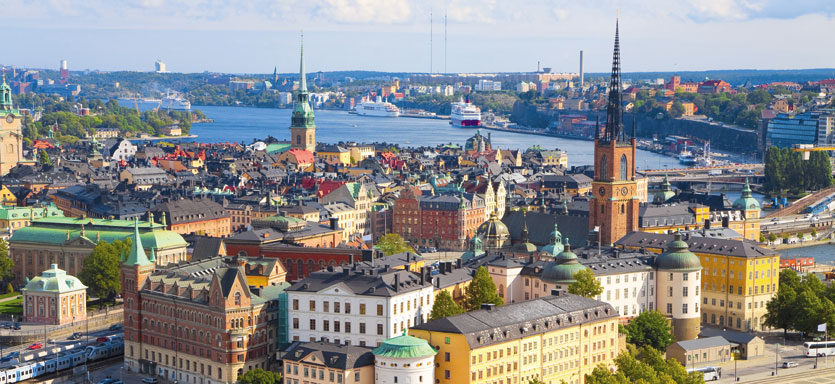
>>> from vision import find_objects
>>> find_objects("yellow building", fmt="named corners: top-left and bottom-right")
top-left (0, 185), bottom-right (16, 206)
top-left (410, 294), bottom-right (619, 384)
top-left (317, 145), bottom-right (352, 165)
top-left (617, 232), bottom-right (779, 332)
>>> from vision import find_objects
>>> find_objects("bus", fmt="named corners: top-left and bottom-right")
top-left (688, 366), bottom-right (722, 381)
top-left (803, 341), bottom-right (835, 357)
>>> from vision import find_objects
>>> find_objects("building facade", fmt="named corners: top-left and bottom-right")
top-left (0, 76), bottom-right (24, 176)
top-left (393, 189), bottom-right (485, 251)
top-left (290, 37), bottom-right (316, 152)
top-left (22, 264), bottom-right (87, 325)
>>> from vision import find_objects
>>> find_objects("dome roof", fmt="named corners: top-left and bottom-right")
top-left (373, 332), bottom-right (437, 359)
top-left (22, 264), bottom-right (87, 294)
top-left (513, 241), bottom-right (538, 253)
top-left (477, 211), bottom-right (509, 238)
top-left (732, 179), bottom-right (760, 211)
top-left (542, 222), bottom-right (564, 256)
top-left (656, 232), bottom-right (702, 272)
top-left (461, 236), bottom-right (486, 262)
top-left (541, 239), bottom-right (587, 284)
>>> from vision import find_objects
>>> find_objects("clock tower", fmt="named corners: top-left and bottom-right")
top-left (589, 18), bottom-right (639, 245)
top-left (290, 33), bottom-right (316, 152)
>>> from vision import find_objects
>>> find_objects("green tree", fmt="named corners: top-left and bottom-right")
top-left (623, 310), bottom-right (674, 351)
top-left (0, 239), bottom-right (13, 282)
top-left (768, 233), bottom-right (777, 242)
top-left (430, 290), bottom-right (463, 321)
top-left (568, 269), bottom-right (603, 298)
top-left (464, 266), bottom-right (504, 311)
top-left (237, 368), bottom-right (282, 384)
top-left (375, 234), bottom-right (414, 256)
top-left (79, 241), bottom-right (122, 302)
top-left (526, 378), bottom-right (547, 384)
top-left (38, 150), bottom-right (51, 166)
top-left (5, 283), bottom-right (12, 294)
top-left (585, 346), bottom-right (702, 384)
top-left (669, 102), bottom-right (686, 118)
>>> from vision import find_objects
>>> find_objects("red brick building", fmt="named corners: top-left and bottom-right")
top-left (393, 189), bottom-right (485, 251)
top-left (698, 79), bottom-right (731, 94)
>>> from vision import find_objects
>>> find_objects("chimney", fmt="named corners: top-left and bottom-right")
top-left (704, 219), bottom-right (711, 230)
top-left (329, 217), bottom-right (339, 230)
top-left (394, 273), bottom-right (400, 292)
top-left (361, 249), bottom-right (373, 262)
top-left (579, 50), bottom-right (584, 87)
top-left (481, 303), bottom-right (496, 311)
top-left (456, 259), bottom-right (462, 268)
top-left (722, 216), bottom-right (730, 228)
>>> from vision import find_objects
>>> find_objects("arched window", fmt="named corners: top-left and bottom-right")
top-left (600, 155), bottom-right (608, 180)
top-left (297, 260), bottom-right (304, 275)
top-left (234, 292), bottom-right (241, 305)
top-left (296, 135), bottom-right (302, 145)
top-left (620, 154), bottom-right (628, 181)
top-left (621, 204), bottom-right (625, 214)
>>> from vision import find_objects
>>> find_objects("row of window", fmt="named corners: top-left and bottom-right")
top-left (285, 363), bottom-right (357, 383)
top-left (702, 283), bottom-right (775, 295)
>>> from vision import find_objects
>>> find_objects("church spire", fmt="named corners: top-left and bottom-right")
top-left (299, 31), bottom-right (307, 92)
top-left (603, 16), bottom-right (624, 142)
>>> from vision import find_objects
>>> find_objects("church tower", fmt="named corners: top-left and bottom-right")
top-left (121, 218), bottom-right (156, 373)
top-left (290, 33), bottom-right (316, 152)
top-left (0, 74), bottom-right (23, 176)
top-left (589, 18), bottom-right (639, 245)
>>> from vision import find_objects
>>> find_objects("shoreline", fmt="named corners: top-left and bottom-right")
top-left (771, 239), bottom-right (835, 251)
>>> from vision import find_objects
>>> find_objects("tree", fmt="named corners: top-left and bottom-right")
top-left (585, 346), bottom-right (701, 384)
top-left (669, 102), bottom-right (686, 118)
top-left (375, 234), bottom-right (414, 256)
top-left (5, 283), bottom-right (12, 294)
top-left (79, 241), bottom-right (122, 302)
top-left (430, 290), bottom-right (463, 321)
top-left (526, 378), bottom-right (547, 384)
top-left (464, 266), bottom-right (504, 311)
top-left (0, 239), bottom-right (12, 283)
top-left (622, 310), bottom-right (674, 351)
top-left (568, 269), bottom-right (604, 298)
top-left (237, 368), bottom-right (282, 384)
top-left (38, 150), bottom-right (51, 166)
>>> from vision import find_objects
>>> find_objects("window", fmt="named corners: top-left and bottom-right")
top-left (234, 292), bottom-right (241, 305)
top-left (377, 324), bottom-right (383, 335)
top-left (360, 303), bottom-right (366, 315)
top-left (445, 352), bottom-right (450, 362)
top-left (682, 304), bottom-right (688, 314)
top-left (600, 155), bottom-right (608, 180)
top-left (683, 287), bottom-right (688, 297)
top-left (666, 303), bottom-right (672, 314)
top-left (309, 300), bottom-right (316, 311)
top-left (292, 318), bottom-right (299, 329)
top-left (292, 299), bottom-right (299, 310)
top-left (683, 273), bottom-right (689, 281)
top-left (360, 323), bottom-right (366, 334)
top-left (377, 304), bottom-right (383, 316)
top-left (620, 154), bottom-right (628, 181)
top-left (309, 319), bottom-right (316, 330)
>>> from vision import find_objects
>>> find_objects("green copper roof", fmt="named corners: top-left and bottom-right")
top-left (22, 264), bottom-right (87, 294)
top-left (373, 333), bottom-right (437, 359)
top-left (653, 174), bottom-right (676, 203)
top-left (0, 205), bottom-right (63, 221)
top-left (124, 218), bottom-right (153, 267)
top-left (656, 232), bottom-right (702, 272)
top-left (291, 33), bottom-right (315, 130)
top-left (541, 239), bottom-right (587, 284)
top-left (732, 178), bottom-right (760, 211)
top-left (266, 142), bottom-right (292, 155)
top-left (10, 217), bottom-right (186, 250)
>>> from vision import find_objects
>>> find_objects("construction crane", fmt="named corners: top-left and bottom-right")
top-left (791, 144), bottom-right (835, 160)
top-left (132, 95), bottom-right (140, 117)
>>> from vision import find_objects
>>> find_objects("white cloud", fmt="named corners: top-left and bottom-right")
top-left (315, 0), bottom-right (413, 24)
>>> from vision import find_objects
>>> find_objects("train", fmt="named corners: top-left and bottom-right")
top-left (0, 340), bottom-right (123, 383)
top-left (805, 192), bottom-right (835, 215)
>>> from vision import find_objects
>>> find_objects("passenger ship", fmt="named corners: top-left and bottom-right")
top-left (355, 96), bottom-right (400, 117)
top-left (450, 97), bottom-right (481, 127)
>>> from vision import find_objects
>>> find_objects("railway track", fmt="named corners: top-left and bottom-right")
top-left (20, 354), bottom-right (123, 383)
top-left (742, 365), bottom-right (835, 383)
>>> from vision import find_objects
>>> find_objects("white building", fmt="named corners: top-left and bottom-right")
top-left (476, 80), bottom-right (501, 91)
top-left (373, 333), bottom-right (436, 384)
top-left (155, 60), bottom-right (167, 73)
top-left (442, 85), bottom-right (454, 97)
top-left (104, 138), bottom-right (138, 162)
top-left (287, 267), bottom-right (435, 347)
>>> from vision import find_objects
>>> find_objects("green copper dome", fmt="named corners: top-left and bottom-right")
top-left (541, 239), bottom-right (588, 284)
top-left (541, 222), bottom-right (564, 256)
top-left (373, 333), bottom-right (437, 359)
top-left (513, 213), bottom-right (537, 253)
top-left (732, 178), bottom-right (760, 211)
top-left (653, 174), bottom-right (676, 204)
top-left (656, 232), bottom-right (701, 272)
top-left (460, 236), bottom-right (486, 262)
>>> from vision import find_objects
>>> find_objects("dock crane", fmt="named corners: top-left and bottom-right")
top-left (791, 144), bottom-right (835, 160)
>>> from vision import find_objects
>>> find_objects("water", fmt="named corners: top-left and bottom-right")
top-left (190, 105), bottom-right (685, 169)
top-left (780, 244), bottom-right (835, 264)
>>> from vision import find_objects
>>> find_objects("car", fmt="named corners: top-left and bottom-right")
top-left (771, 217), bottom-right (779, 222)
top-left (141, 378), bottom-right (159, 384)
top-left (12, 323), bottom-right (20, 330)
top-left (1, 322), bottom-right (10, 329)
top-left (6, 352), bottom-right (19, 359)
top-left (46, 338), bottom-right (56, 344)
top-left (28, 342), bottom-right (42, 350)
top-left (782, 361), bottom-right (799, 368)
top-left (69, 332), bottom-right (82, 340)
top-left (96, 336), bottom-right (110, 343)
top-left (109, 324), bottom-right (123, 331)
top-left (97, 379), bottom-right (124, 384)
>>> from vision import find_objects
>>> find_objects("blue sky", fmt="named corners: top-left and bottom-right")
top-left (4, 0), bottom-right (835, 74)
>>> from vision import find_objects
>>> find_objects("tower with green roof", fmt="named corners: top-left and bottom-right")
top-left (655, 232), bottom-right (702, 341)
top-left (0, 72), bottom-right (23, 176)
top-left (121, 218), bottom-right (156, 369)
top-left (653, 174), bottom-right (676, 204)
top-left (290, 32), bottom-right (316, 152)
top-left (373, 331), bottom-right (437, 384)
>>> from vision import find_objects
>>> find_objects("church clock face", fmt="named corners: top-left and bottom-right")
top-left (5, 115), bottom-right (12, 123)
top-left (621, 187), bottom-right (629, 196)
top-left (598, 186), bottom-right (606, 196)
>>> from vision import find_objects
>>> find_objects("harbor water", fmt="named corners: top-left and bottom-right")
top-left (191, 105), bottom-right (689, 169)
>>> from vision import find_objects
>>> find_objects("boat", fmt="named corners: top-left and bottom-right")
top-left (355, 96), bottom-right (400, 117)
top-left (160, 93), bottom-right (191, 111)
top-left (450, 96), bottom-right (481, 127)
top-left (679, 144), bottom-right (697, 165)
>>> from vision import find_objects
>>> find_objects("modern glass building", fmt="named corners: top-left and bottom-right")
top-left (766, 112), bottom-right (820, 148)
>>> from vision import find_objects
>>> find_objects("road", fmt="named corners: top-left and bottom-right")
top-left (0, 325), bottom-right (123, 364)
top-left (760, 212), bottom-right (835, 235)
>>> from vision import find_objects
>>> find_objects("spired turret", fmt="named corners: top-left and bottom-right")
top-left (653, 174), bottom-right (676, 204)
top-left (655, 232), bottom-right (702, 341)
top-left (540, 221), bottom-right (564, 257)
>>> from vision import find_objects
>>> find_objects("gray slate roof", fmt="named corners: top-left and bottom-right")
top-left (281, 341), bottom-right (375, 370)
top-left (672, 336), bottom-right (734, 351)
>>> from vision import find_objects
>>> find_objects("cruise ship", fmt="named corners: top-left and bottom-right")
top-left (355, 96), bottom-right (400, 117)
top-left (160, 93), bottom-right (191, 111)
top-left (450, 97), bottom-right (481, 127)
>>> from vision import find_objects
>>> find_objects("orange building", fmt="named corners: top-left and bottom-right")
top-left (151, 198), bottom-right (232, 238)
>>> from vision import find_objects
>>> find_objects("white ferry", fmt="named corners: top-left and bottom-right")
top-left (355, 96), bottom-right (400, 117)
top-left (450, 97), bottom-right (481, 127)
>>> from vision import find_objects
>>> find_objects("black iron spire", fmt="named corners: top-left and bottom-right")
top-left (604, 17), bottom-right (624, 142)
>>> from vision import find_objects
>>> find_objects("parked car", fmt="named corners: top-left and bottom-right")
top-left (96, 336), bottom-right (110, 343)
top-left (28, 342), bottom-right (42, 350)
top-left (97, 379), bottom-right (124, 384)
top-left (109, 324), bottom-right (123, 331)
top-left (69, 332), bottom-right (82, 340)
top-left (782, 361), bottom-right (799, 368)
top-left (12, 323), bottom-right (20, 330)
top-left (1, 322), bottom-right (11, 329)
top-left (141, 378), bottom-right (159, 384)
top-left (6, 352), bottom-right (19, 359)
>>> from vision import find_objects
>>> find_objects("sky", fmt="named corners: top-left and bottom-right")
top-left (4, 0), bottom-right (835, 75)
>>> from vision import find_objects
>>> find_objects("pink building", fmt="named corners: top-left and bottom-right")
top-left (22, 264), bottom-right (87, 325)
